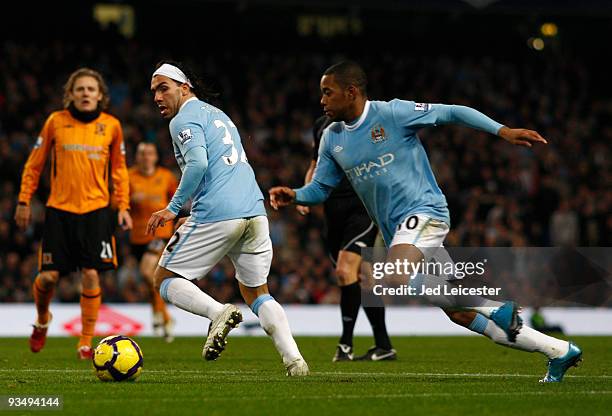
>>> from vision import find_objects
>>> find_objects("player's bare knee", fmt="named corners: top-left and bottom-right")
top-left (140, 253), bottom-right (158, 281)
top-left (39, 271), bottom-right (59, 287)
top-left (335, 251), bottom-right (362, 286)
top-left (153, 268), bottom-right (165, 291)
top-left (139, 264), bottom-right (154, 285)
top-left (444, 309), bottom-right (476, 327)
top-left (153, 266), bottom-right (173, 291)
top-left (81, 268), bottom-right (100, 289)
top-left (139, 263), bottom-right (149, 278)
top-left (239, 282), bottom-right (269, 306)
top-left (336, 264), bottom-right (359, 286)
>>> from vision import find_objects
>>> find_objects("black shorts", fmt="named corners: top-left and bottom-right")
top-left (323, 197), bottom-right (378, 264)
top-left (131, 239), bottom-right (167, 263)
top-left (39, 206), bottom-right (117, 274)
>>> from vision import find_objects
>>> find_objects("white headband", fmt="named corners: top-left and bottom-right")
top-left (152, 63), bottom-right (193, 87)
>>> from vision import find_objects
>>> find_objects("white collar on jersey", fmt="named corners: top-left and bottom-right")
top-left (344, 100), bottom-right (371, 131)
top-left (179, 96), bottom-right (198, 113)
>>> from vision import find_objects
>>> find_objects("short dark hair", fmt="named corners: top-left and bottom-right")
top-left (323, 60), bottom-right (368, 96)
top-left (154, 59), bottom-right (220, 101)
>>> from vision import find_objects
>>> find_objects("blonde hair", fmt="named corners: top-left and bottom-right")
top-left (62, 68), bottom-right (110, 110)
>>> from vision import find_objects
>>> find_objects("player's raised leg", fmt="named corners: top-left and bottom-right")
top-left (387, 215), bottom-right (582, 381)
top-left (154, 218), bottom-right (248, 361)
top-left (155, 265), bottom-right (237, 353)
top-left (29, 271), bottom-right (59, 353)
top-left (448, 311), bottom-right (582, 382)
top-left (409, 270), bottom-right (523, 340)
top-left (156, 265), bottom-right (241, 360)
top-left (387, 241), bottom-right (522, 341)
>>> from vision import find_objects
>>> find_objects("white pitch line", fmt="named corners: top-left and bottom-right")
top-left (0, 369), bottom-right (257, 375)
top-left (0, 368), bottom-right (609, 379)
top-left (317, 371), bottom-right (612, 379)
top-left (69, 391), bottom-right (612, 403)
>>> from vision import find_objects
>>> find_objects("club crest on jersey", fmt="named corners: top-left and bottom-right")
top-left (178, 128), bottom-right (193, 144)
top-left (95, 123), bottom-right (106, 136)
top-left (370, 124), bottom-right (387, 143)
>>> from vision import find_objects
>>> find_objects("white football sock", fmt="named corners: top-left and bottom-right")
top-left (254, 296), bottom-right (302, 365)
top-left (470, 314), bottom-right (569, 359)
top-left (160, 277), bottom-right (224, 321)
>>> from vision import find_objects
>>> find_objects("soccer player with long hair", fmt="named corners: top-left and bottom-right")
top-left (148, 60), bottom-right (308, 376)
top-left (15, 68), bottom-right (132, 359)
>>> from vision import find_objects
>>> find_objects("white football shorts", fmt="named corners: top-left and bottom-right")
top-left (389, 213), bottom-right (459, 280)
top-left (158, 215), bottom-right (272, 287)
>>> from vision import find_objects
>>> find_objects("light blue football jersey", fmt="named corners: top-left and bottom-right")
top-left (169, 98), bottom-right (266, 223)
top-left (307, 99), bottom-right (502, 245)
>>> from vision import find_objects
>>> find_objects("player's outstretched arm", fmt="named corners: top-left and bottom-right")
top-left (269, 187), bottom-right (296, 210)
top-left (407, 103), bottom-right (549, 149)
top-left (497, 126), bottom-right (548, 147)
top-left (441, 105), bottom-right (548, 147)
top-left (270, 177), bottom-right (334, 210)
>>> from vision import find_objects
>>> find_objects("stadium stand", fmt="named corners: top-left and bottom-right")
top-left (1, 2), bottom-right (610, 305)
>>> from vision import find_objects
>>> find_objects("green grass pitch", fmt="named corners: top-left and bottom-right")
top-left (1, 336), bottom-right (610, 415)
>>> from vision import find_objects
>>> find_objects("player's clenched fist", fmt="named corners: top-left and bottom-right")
top-left (268, 187), bottom-right (296, 210)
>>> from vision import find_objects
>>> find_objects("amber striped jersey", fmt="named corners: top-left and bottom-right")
top-left (18, 109), bottom-right (130, 214)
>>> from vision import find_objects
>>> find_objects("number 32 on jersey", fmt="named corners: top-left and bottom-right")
top-left (214, 119), bottom-right (248, 166)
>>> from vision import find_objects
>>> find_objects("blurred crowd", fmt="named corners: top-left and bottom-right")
top-left (0, 32), bottom-right (610, 305)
